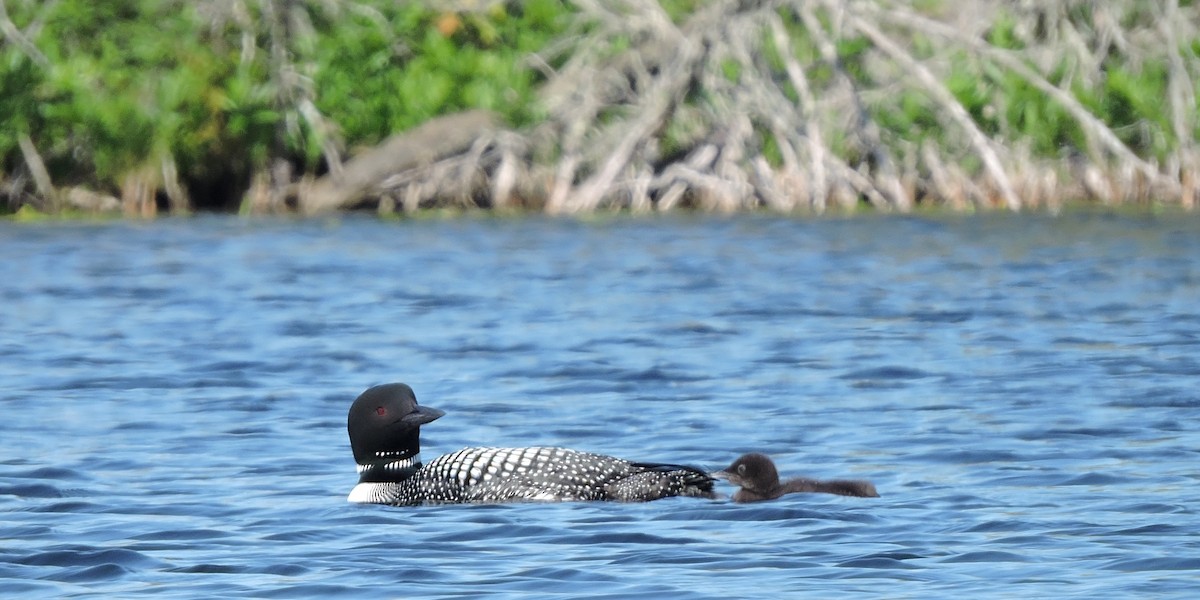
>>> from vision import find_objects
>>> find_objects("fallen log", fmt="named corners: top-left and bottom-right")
top-left (299, 110), bottom-right (499, 214)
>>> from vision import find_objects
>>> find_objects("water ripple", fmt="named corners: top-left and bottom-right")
top-left (2, 214), bottom-right (1200, 598)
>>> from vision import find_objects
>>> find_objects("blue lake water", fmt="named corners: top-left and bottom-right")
top-left (2, 212), bottom-right (1198, 598)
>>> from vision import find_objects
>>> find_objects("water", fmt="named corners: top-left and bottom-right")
top-left (2, 212), bottom-right (1198, 598)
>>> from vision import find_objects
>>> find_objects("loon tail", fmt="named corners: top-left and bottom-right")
top-left (625, 462), bottom-right (716, 500)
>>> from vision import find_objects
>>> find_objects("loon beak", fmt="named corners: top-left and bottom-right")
top-left (401, 405), bottom-right (445, 425)
top-left (712, 469), bottom-right (744, 486)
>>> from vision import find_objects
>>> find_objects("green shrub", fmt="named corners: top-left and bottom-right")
top-left (1, 0), bottom-right (572, 210)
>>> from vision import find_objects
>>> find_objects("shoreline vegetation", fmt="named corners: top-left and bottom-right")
top-left (2, 0), bottom-right (1198, 218)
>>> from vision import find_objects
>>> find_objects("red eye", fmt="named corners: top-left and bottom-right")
top-left (376, 406), bottom-right (386, 416)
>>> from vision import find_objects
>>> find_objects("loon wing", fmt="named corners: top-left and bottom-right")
top-left (425, 447), bottom-right (629, 502)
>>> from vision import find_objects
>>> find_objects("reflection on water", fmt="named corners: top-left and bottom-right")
top-left (1, 212), bottom-right (1198, 598)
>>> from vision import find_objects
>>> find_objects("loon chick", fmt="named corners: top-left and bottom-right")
top-left (713, 452), bottom-right (879, 502)
top-left (347, 383), bottom-right (715, 506)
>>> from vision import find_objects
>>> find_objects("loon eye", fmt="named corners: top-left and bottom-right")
top-left (376, 406), bottom-right (386, 416)
top-left (737, 464), bottom-right (746, 475)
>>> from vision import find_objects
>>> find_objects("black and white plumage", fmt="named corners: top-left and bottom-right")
top-left (347, 383), bottom-right (715, 506)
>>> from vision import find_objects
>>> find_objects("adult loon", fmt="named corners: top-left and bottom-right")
top-left (347, 383), bottom-right (716, 506)
top-left (713, 452), bottom-right (879, 502)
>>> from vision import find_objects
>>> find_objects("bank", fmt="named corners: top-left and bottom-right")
top-left (2, 0), bottom-right (1197, 217)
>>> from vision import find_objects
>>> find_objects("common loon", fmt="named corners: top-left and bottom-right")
top-left (713, 452), bottom-right (879, 502)
top-left (347, 383), bottom-right (716, 506)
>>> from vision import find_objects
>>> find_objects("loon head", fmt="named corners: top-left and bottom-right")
top-left (347, 383), bottom-right (446, 465)
top-left (713, 452), bottom-right (779, 493)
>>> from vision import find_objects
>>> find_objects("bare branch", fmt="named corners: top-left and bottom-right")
top-left (0, 0), bottom-right (50, 68)
top-left (766, 13), bottom-right (828, 210)
top-left (877, 3), bottom-right (1179, 195)
top-left (17, 134), bottom-right (55, 209)
top-left (846, 13), bottom-right (1021, 211)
